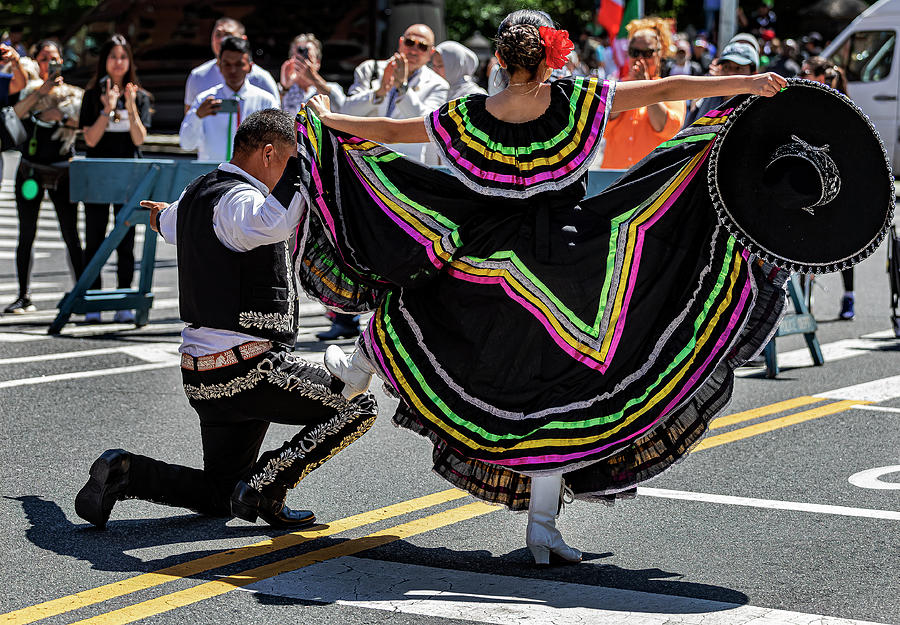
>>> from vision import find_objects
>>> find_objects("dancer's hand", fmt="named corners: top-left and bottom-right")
top-left (140, 201), bottom-right (169, 232)
top-left (748, 72), bottom-right (787, 97)
top-left (307, 94), bottom-right (332, 120)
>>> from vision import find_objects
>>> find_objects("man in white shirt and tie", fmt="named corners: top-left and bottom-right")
top-left (180, 37), bottom-right (280, 162)
top-left (341, 23), bottom-right (449, 165)
top-left (183, 17), bottom-right (280, 114)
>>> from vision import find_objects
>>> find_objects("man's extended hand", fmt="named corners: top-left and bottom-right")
top-left (140, 200), bottom-right (169, 232)
top-left (196, 96), bottom-right (220, 119)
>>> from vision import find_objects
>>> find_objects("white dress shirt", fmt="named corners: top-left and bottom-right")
top-left (184, 59), bottom-right (280, 106)
top-left (158, 162), bottom-right (307, 356)
top-left (179, 81), bottom-right (280, 162)
top-left (342, 60), bottom-right (449, 164)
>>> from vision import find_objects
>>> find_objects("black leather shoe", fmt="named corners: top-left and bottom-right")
top-left (315, 322), bottom-right (359, 341)
top-left (75, 449), bottom-right (131, 529)
top-left (230, 481), bottom-right (317, 529)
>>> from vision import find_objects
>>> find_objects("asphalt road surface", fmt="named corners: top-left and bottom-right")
top-left (1, 153), bottom-right (898, 625)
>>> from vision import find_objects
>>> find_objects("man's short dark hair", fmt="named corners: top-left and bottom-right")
top-left (233, 109), bottom-right (296, 155)
top-left (219, 35), bottom-right (252, 61)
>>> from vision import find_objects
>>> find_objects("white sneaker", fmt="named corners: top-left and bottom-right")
top-left (84, 312), bottom-right (102, 323)
top-left (113, 310), bottom-right (136, 323)
top-left (324, 345), bottom-right (376, 399)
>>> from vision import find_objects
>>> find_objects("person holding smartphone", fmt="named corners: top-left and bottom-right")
top-left (279, 33), bottom-right (345, 116)
top-left (180, 36), bottom-right (279, 162)
top-left (4, 40), bottom-right (84, 315)
top-left (78, 34), bottom-right (152, 323)
top-left (601, 17), bottom-right (686, 169)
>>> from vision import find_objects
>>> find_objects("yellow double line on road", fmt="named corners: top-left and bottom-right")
top-left (1, 394), bottom-right (872, 625)
top-left (1, 489), bottom-right (480, 625)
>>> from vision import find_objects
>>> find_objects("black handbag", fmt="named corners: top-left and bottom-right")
top-left (1, 106), bottom-right (27, 150)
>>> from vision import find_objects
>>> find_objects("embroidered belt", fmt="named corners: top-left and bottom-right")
top-left (181, 341), bottom-right (273, 371)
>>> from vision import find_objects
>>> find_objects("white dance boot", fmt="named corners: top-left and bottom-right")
top-left (324, 345), bottom-right (376, 399)
top-left (525, 474), bottom-right (582, 565)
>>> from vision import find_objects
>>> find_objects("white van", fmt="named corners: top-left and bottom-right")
top-left (823, 0), bottom-right (900, 172)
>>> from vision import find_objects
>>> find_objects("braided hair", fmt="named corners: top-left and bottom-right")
top-left (494, 9), bottom-right (555, 77)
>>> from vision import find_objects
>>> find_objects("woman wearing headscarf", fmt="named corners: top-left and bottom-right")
top-left (431, 41), bottom-right (486, 100)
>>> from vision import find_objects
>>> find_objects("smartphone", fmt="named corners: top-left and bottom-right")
top-left (218, 98), bottom-right (239, 114)
top-left (296, 47), bottom-right (309, 60)
top-left (47, 61), bottom-right (62, 77)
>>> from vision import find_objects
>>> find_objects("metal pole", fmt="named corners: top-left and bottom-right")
top-left (719, 0), bottom-right (738, 46)
top-left (637, 0), bottom-right (644, 19)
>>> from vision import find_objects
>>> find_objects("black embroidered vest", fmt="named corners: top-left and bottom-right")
top-left (176, 169), bottom-right (298, 349)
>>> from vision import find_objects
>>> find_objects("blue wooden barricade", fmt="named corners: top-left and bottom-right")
top-left (762, 274), bottom-right (824, 378)
top-left (49, 158), bottom-right (218, 334)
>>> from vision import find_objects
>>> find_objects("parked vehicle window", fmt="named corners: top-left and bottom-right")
top-left (831, 30), bottom-right (896, 82)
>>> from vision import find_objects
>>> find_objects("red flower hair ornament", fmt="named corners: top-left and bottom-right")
top-left (538, 26), bottom-right (574, 70)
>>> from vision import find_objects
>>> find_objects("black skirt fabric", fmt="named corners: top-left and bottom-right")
top-left (293, 81), bottom-right (787, 510)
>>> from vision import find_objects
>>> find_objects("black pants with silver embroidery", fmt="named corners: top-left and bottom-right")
top-left (123, 349), bottom-right (377, 517)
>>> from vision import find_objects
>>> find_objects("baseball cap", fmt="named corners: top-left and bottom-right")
top-left (719, 41), bottom-right (760, 68)
top-left (729, 33), bottom-right (760, 53)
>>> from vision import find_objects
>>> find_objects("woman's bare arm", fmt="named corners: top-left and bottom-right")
top-left (305, 94), bottom-right (429, 144)
top-left (612, 73), bottom-right (787, 114)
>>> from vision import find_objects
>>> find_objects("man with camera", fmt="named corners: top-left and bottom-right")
top-left (279, 33), bottom-right (346, 117)
top-left (184, 17), bottom-right (279, 114)
top-left (180, 36), bottom-right (279, 162)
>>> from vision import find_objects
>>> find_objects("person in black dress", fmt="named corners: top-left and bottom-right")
top-left (78, 34), bottom-right (152, 323)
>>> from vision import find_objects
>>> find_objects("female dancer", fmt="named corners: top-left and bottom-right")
top-left (299, 9), bottom-right (790, 564)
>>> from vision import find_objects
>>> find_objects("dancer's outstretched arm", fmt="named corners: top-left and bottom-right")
top-left (612, 73), bottom-right (787, 114)
top-left (306, 94), bottom-right (428, 144)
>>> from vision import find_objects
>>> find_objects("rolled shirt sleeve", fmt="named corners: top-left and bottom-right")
top-left (212, 183), bottom-right (306, 253)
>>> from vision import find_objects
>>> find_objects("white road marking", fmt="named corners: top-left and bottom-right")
top-left (0, 238), bottom-right (66, 249)
top-left (0, 361), bottom-right (176, 389)
top-left (848, 466), bottom-right (900, 490)
top-left (851, 405), bottom-right (900, 414)
top-left (0, 281), bottom-right (58, 292)
top-left (244, 556), bottom-right (888, 625)
top-left (637, 487), bottom-right (900, 520)
top-left (0, 342), bottom-right (179, 365)
top-left (815, 375), bottom-right (900, 402)
top-left (0, 250), bottom-right (48, 260)
top-left (736, 330), bottom-right (900, 376)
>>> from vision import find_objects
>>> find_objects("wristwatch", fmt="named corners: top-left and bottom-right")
top-left (397, 81), bottom-right (409, 96)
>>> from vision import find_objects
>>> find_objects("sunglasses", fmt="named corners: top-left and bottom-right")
top-left (628, 47), bottom-right (659, 59)
top-left (403, 37), bottom-right (430, 52)
top-left (800, 69), bottom-right (822, 77)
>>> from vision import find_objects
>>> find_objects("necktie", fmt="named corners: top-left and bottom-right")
top-left (385, 87), bottom-right (398, 117)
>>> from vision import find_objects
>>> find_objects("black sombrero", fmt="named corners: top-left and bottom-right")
top-left (708, 79), bottom-right (895, 274)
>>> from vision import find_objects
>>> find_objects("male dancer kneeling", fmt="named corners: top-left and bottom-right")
top-left (75, 109), bottom-right (377, 529)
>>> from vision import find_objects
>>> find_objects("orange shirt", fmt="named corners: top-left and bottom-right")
top-left (601, 96), bottom-right (686, 170)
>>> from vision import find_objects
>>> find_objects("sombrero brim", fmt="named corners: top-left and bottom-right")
top-left (708, 79), bottom-right (894, 274)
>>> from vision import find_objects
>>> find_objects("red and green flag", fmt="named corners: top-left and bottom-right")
top-left (596, 0), bottom-right (640, 39)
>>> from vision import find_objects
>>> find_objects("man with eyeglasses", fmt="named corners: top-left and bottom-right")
top-left (342, 23), bottom-right (449, 164)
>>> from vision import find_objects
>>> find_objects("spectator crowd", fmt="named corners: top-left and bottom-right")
top-left (0, 11), bottom-right (856, 324)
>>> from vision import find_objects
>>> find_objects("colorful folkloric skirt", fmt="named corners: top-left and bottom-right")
top-left (293, 106), bottom-right (788, 510)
